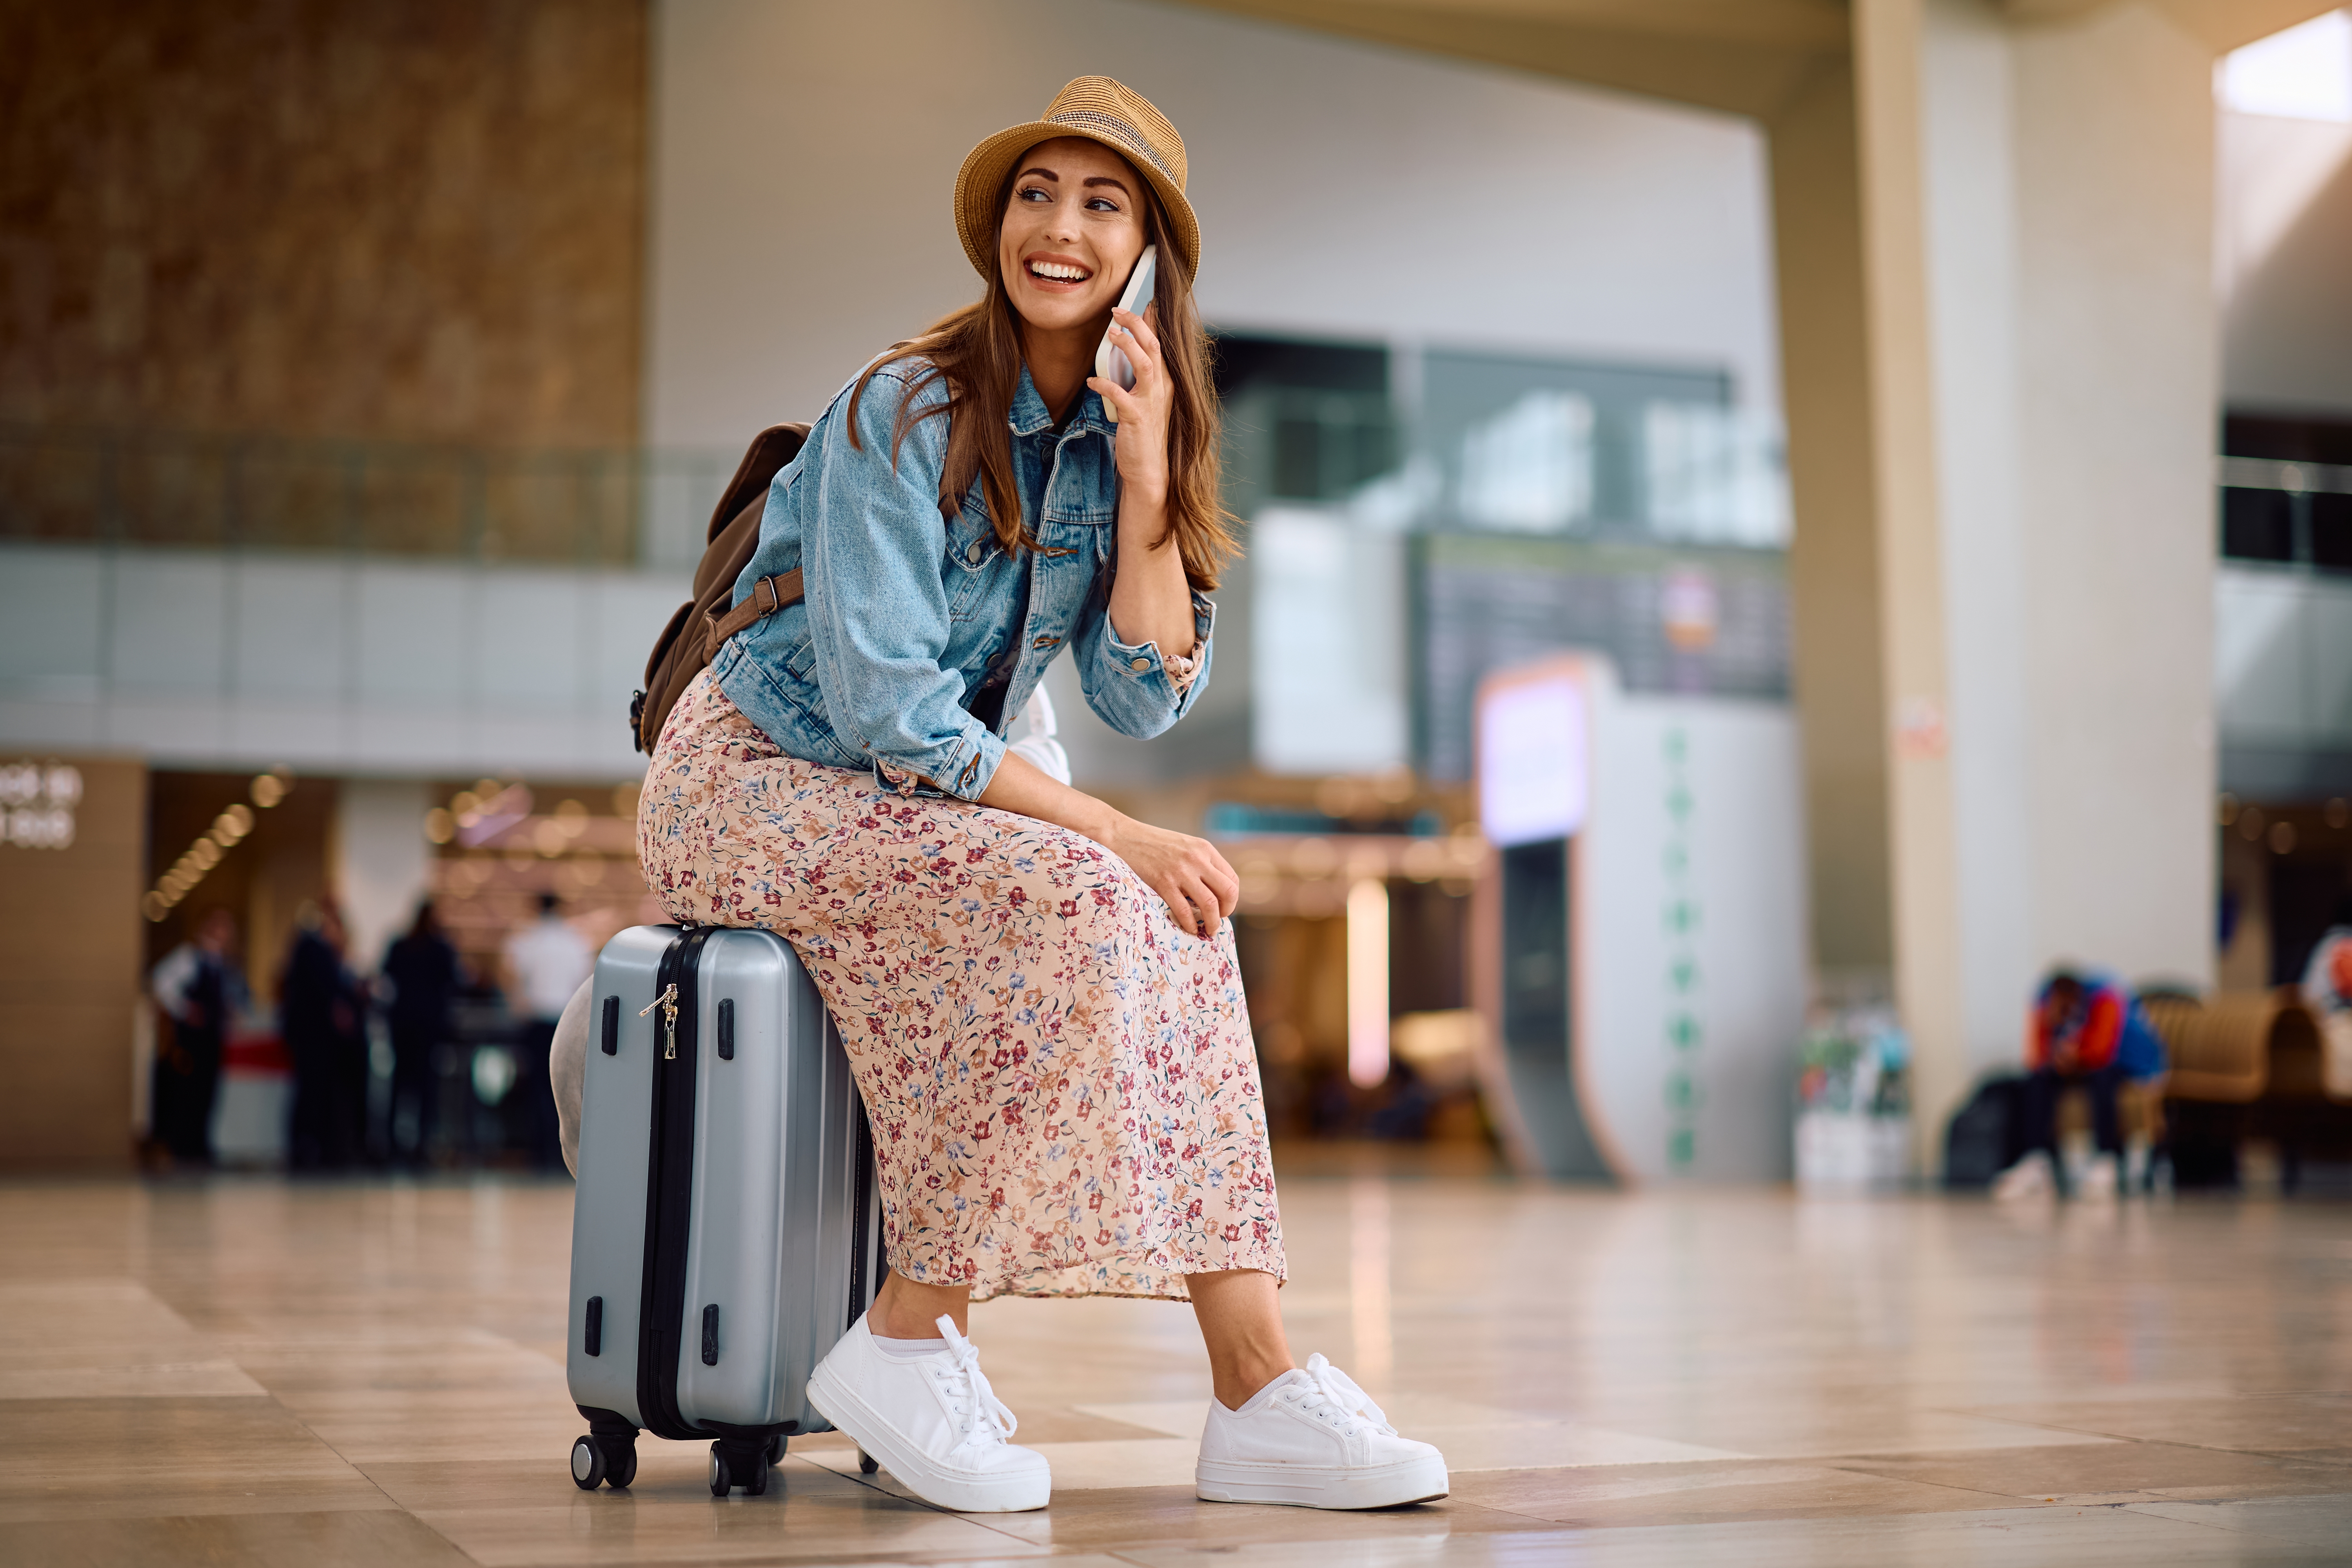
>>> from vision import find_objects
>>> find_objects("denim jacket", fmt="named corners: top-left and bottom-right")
top-left (711, 357), bottom-right (1215, 801)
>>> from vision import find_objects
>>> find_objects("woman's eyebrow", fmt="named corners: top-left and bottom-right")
top-left (1017, 166), bottom-right (1059, 183)
top-left (1081, 175), bottom-right (1132, 198)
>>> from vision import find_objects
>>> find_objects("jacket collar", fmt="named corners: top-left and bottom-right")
top-left (1008, 363), bottom-right (1113, 439)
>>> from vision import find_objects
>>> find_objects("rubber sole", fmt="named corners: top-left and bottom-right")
top-left (1196, 1454), bottom-right (1450, 1510)
top-left (806, 1362), bottom-right (1051, 1513)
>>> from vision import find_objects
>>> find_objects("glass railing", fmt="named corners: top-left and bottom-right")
top-left (0, 424), bottom-right (738, 569)
top-left (2218, 455), bottom-right (2352, 572)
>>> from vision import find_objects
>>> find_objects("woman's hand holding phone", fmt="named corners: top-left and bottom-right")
top-left (1089, 299), bottom-right (1171, 507)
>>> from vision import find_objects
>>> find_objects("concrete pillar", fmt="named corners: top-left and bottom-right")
top-left (1808, 0), bottom-right (2221, 1163)
top-left (1768, 57), bottom-right (1895, 991)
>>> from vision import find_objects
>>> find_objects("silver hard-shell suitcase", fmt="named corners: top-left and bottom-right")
top-left (564, 926), bottom-right (884, 1495)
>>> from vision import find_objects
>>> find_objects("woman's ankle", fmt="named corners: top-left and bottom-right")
top-left (1212, 1357), bottom-right (1294, 1412)
top-left (870, 1271), bottom-right (970, 1339)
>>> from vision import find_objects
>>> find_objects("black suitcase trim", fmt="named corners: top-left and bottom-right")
top-left (635, 926), bottom-right (713, 1442)
top-left (624, 924), bottom-right (864, 1445)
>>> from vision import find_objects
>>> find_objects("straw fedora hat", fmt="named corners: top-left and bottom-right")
top-left (954, 76), bottom-right (1199, 283)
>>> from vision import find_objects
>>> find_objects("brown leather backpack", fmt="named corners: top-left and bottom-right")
top-left (630, 423), bottom-right (811, 753)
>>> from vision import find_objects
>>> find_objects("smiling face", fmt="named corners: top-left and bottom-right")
top-left (997, 135), bottom-right (1151, 337)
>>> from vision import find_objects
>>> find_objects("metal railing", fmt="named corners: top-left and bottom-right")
top-left (0, 424), bottom-right (738, 569)
top-left (2218, 454), bottom-right (2352, 573)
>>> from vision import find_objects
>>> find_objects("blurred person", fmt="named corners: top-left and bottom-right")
top-left (381, 899), bottom-right (464, 1168)
top-left (2302, 893), bottom-right (2352, 1099)
top-left (1994, 967), bottom-right (2167, 1200)
top-left (504, 892), bottom-right (587, 1172)
top-left (619, 78), bottom-right (1446, 1514)
top-left (147, 906), bottom-right (245, 1167)
top-left (282, 901), bottom-right (366, 1171)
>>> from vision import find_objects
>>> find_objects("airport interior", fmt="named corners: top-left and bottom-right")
top-left (5, 0), bottom-right (2352, 1562)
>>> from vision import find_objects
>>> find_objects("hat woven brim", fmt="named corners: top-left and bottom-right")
top-left (955, 121), bottom-right (1200, 284)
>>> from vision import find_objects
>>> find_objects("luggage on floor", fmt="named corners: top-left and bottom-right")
top-left (1942, 1073), bottom-right (2028, 1187)
top-left (564, 925), bottom-right (884, 1495)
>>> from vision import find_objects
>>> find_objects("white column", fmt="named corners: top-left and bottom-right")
top-left (335, 779), bottom-right (434, 980)
top-left (1854, 0), bottom-right (2221, 1161)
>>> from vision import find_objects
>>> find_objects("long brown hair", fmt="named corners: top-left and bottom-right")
top-left (846, 167), bottom-right (1235, 590)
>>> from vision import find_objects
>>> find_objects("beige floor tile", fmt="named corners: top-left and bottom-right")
top-left (949, 1482), bottom-right (1555, 1555)
top-left (2125, 1494), bottom-right (2352, 1550)
top-left (1454, 1457), bottom-right (2033, 1528)
top-left (1955, 1394), bottom-right (2352, 1455)
top-left (0, 1510), bottom-right (476, 1568)
top-left (1103, 1503), bottom-right (2340, 1566)
top-left (408, 1454), bottom-right (1053, 1565)
top-left (0, 1396), bottom-right (392, 1524)
top-left (0, 1358), bottom-right (267, 1399)
top-left (1831, 1439), bottom-right (2352, 1501)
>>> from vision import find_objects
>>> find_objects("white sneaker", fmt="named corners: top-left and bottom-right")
top-left (1993, 1150), bottom-right (2054, 1200)
top-left (1196, 1354), bottom-right (1448, 1509)
top-left (805, 1313), bottom-right (1049, 1512)
top-left (2075, 1154), bottom-right (2120, 1202)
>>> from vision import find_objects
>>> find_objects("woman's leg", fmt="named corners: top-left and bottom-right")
top-left (871, 1269), bottom-right (972, 1339)
top-left (1187, 1269), bottom-right (1294, 1410)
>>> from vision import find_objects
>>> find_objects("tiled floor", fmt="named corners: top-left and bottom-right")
top-left (3, 1164), bottom-right (2350, 1564)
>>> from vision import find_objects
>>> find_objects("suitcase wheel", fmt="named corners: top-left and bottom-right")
top-left (571, 1435), bottom-right (605, 1491)
top-left (572, 1432), bottom-right (636, 1490)
top-left (603, 1436), bottom-right (638, 1488)
top-left (710, 1438), bottom-right (769, 1497)
top-left (858, 1449), bottom-right (879, 1476)
top-left (764, 1433), bottom-right (787, 1467)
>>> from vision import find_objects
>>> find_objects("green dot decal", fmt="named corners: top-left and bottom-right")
top-left (1662, 726), bottom-right (1700, 1171)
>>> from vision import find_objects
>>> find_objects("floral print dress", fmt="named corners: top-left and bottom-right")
top-left (639, 670), bottom-right (1285, 1302)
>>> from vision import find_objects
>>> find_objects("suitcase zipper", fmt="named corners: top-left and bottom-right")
top-left (641, 983), bottom-right (679, 1059)
top-left (637, 932), bottom-right (709, 1441)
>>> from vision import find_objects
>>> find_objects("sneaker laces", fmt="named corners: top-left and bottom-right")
top-left (932, 1315), bottom-right (1018, 1444)
top-left (1293, 1353), bottom-right (1396, 1437)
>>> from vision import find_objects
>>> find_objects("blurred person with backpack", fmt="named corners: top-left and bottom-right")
top-left (1993, 967), bottom-right (2168, 1200)
top-left (617, 78), bottom-right (1446, 1515)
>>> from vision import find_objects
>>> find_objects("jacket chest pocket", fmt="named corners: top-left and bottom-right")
top-left (944, 504), bottom-right (1002, 621)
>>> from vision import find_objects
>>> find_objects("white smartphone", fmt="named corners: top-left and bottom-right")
top-left (1093, 244), bottom-right (1158, 422)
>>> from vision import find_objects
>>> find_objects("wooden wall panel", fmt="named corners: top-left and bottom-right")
top-left (0, 0), bottom-right (647, 446)
top-left (0, 756), bottom-right (146, 1172)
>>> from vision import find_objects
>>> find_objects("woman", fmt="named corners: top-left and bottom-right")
top-left (641, 78), bottom-right (1446, 1513)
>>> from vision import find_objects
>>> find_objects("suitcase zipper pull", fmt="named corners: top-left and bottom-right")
top-left (641, 984), bottom-right (679, 1060)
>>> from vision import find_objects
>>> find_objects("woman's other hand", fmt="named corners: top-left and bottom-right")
top-left (1103, 814), bottom-right (1238, 939)
top-left (978, 752), bottom-right (1237, 938)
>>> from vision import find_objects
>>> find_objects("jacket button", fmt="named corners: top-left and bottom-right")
top-left (1130, 657), bottom-right (1151, 671)
top-left (966, 542), bottom-right (984, 564)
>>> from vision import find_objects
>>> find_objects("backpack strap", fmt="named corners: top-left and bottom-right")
top-left (702, 568), bottom-right (804, 659)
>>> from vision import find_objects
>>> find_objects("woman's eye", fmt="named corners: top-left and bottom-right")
top-left (1085, 197), bottom-right (1120, 213)
top-left (1018, 187), bottom-right (1052, 203)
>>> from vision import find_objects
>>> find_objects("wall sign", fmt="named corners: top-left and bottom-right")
top-left (1477, 674), bottom-right (1589, 848)
top-left (0, 762), bottom-right (82, 850)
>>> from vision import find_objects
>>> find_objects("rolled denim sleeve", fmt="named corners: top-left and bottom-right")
top-left (1076, 589), bottom-right (1216, 740)
top-left (800, 370), bottom-right (1006, 800)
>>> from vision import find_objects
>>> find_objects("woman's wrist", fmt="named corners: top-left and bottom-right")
top-left (1086, 804), bottom-right (1132, 854)
top-left (1120, 480), bottom-right (1169, 521)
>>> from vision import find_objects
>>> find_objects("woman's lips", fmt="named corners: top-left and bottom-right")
top-left (1024, 256), bottom-right (1093, 289)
